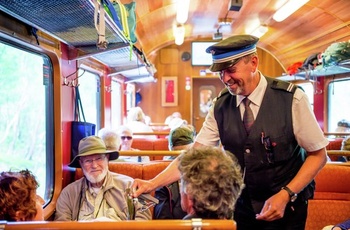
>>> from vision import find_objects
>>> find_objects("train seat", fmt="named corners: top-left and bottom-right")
top-left (306, 164), bottom-right (350, 230)
top-left (73, 160), bottom-right (350, 229)
top-left (131, 138), bottom-right (169, 160)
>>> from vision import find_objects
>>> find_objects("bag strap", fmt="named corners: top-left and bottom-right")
top-left (114, 0), bottom-right (130, 42)
top-left (93, 0), bottom-right (108, 49)
top-left (74, 87), bottom-right (86, 122)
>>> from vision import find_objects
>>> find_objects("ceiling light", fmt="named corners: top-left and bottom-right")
top-left (251, 25), bottom-right (268, 38)
top-left (273, 0), bottom-right (309, 22)
top-left (176, 0), bottom-right (190, 24)
top-left (173, 24), bottom-right (185, 45)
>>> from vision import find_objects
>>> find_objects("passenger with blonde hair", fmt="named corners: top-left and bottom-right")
top-left (0, 169), bottom-right (44, 221)
top-left (126, 107), bottom-right (156, 140)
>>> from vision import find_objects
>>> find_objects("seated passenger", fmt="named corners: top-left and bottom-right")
top-left (117, 125), bottom-right (150, 162)
top-left (98, 127), bottom-right (121, 151)
top-left (54, 136), bottom-right (151, 221)
top-left (0, 169), bottom-right (44, 221)
top-left (126, 107), bottom-right (156, 140)
top-left (178, 146), bottom-right (244, 219)
top-left (164, 125), bottom-right (195, 160)
top-left (323, 219), bottom-right (350, 230)
top-left (164, 112), bottom-right (182, 125)
top-left (153, 126), bottom-right (195, 219)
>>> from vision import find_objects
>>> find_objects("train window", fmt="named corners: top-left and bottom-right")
top-left (0, 41), bottom-right (54, 203)
top-left (111, 80), bottom-right (122, 128)
top-left (328, 79), bottom-right (350, 132)
top-left (78, 69), bottom-right (101, 131)
top-left (126, 83), bottom-right (136, 112)
top-left (296, 82), bottom-right (314, 108)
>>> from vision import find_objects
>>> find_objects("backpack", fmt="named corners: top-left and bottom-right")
top-left (322, 41), bottom-right (350, 67)
top-left (153, 181), bottom-right (187, 219)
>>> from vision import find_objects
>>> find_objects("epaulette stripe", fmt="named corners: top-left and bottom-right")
top-left (287, 83), bottom-right (294, 92)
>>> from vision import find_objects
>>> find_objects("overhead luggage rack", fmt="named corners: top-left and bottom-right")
top-left (277, 59), bottom-right (350, 81)
top-left (0, 0), bottom-right (156, 82)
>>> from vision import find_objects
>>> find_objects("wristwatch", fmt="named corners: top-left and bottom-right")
top-left (281, 186), bottom-right (298, 202)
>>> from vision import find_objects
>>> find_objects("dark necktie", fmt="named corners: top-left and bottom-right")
top-left (243, 98), bottom-right (254, 134)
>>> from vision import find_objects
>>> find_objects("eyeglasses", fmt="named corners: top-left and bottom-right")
top-left (121, 136), bottom-right (132, 140)
top-left (80, 154), bottom-right (106, 166)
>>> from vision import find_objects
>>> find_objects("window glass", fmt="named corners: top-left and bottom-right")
top-left (111, 80), bottom-right (122, 128)
top-left (296, 82), bottom-right (314, 109)
top-left (78, 70), bottom-right (100, 131)
top-left (0, 41), bottom-right (53, 202)
top-left (328, 79), bottom-right (350, 132)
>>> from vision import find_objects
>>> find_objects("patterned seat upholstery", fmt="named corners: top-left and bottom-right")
top-left (305, 164), bottom-right (350, 230)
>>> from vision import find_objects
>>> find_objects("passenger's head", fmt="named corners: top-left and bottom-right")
top-left (117, 125), bottom-right (134, 151)
top-left (165, 112), bottom-right (182, 125)
top-left (98, 128), bottom-right (121, 151)
top-left (178, 146), bottom-right (244, 219)
top-left (68, 136), bottom-right (119, 186)
top-left (168, 117), bottom-right (187, 130)
top-left (206, 34), bottom-right (259, 96)
top-left (168, 126), bottom-right (195, 151)
top-left (127, 107), bottom-right (146, 123)
top-left (0, 169), bottom-right (44, 221)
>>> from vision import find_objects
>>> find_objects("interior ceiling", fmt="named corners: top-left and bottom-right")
top-left (1, 0), bottom-right (350, 79)
top-left (130, 0), bottom-right (350, 70)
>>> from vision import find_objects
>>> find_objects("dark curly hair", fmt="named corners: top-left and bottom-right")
top-left (0, 169), bottom-right (39, 221)
top-left (178, 146), bottom-right (244, 219)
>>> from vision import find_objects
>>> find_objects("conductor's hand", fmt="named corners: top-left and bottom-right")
top-left (131, 178), bottom-right (155, 198)
top-left (255, 190), bottom-right (289, 221)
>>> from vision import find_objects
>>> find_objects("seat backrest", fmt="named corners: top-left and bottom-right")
top-left (152, 138), bottom-right (169, 160)
top-left (74, 162), bottom-right (143, 180)
top-left (142, 160), bottom-right (171, 180)
top-left (314, 164), bottom-right (350, 200)
top-left (132, 138), bottom-right (154, 150)
top-left (305, 163), bottom-right (350, 230)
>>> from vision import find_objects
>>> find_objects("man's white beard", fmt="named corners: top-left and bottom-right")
top-left (84, 167), bottom-right (108, 186)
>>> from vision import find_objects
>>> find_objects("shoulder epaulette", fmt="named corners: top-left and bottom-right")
top-left (270, 78), bottom-right (297, 93)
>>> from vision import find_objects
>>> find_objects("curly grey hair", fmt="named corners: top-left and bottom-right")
top-left (178, 146), bottom-right (244, 219)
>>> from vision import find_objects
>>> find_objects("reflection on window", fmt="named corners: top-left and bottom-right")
top-left (199, 85), bottom-right (216, 117)
top-left (78, 70), bottom-right (100, 131)
top-left (0, 41), bottom-right (53, 203)
top-left (328, 79), bottom-right (350, 132)
top-left (126, 83), bottom-right (135, 112)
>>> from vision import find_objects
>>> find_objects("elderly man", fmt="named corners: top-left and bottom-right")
top-left (55, 135), bottom-right (151, 221)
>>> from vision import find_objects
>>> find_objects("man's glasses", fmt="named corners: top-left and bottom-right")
top-left (121, 136), bottom-right (132, 140)
top-left (80, 154), bottom-right (106, 166)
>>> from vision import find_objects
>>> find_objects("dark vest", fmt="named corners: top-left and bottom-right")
top-left (214, 77), bottom-right (314, 210)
